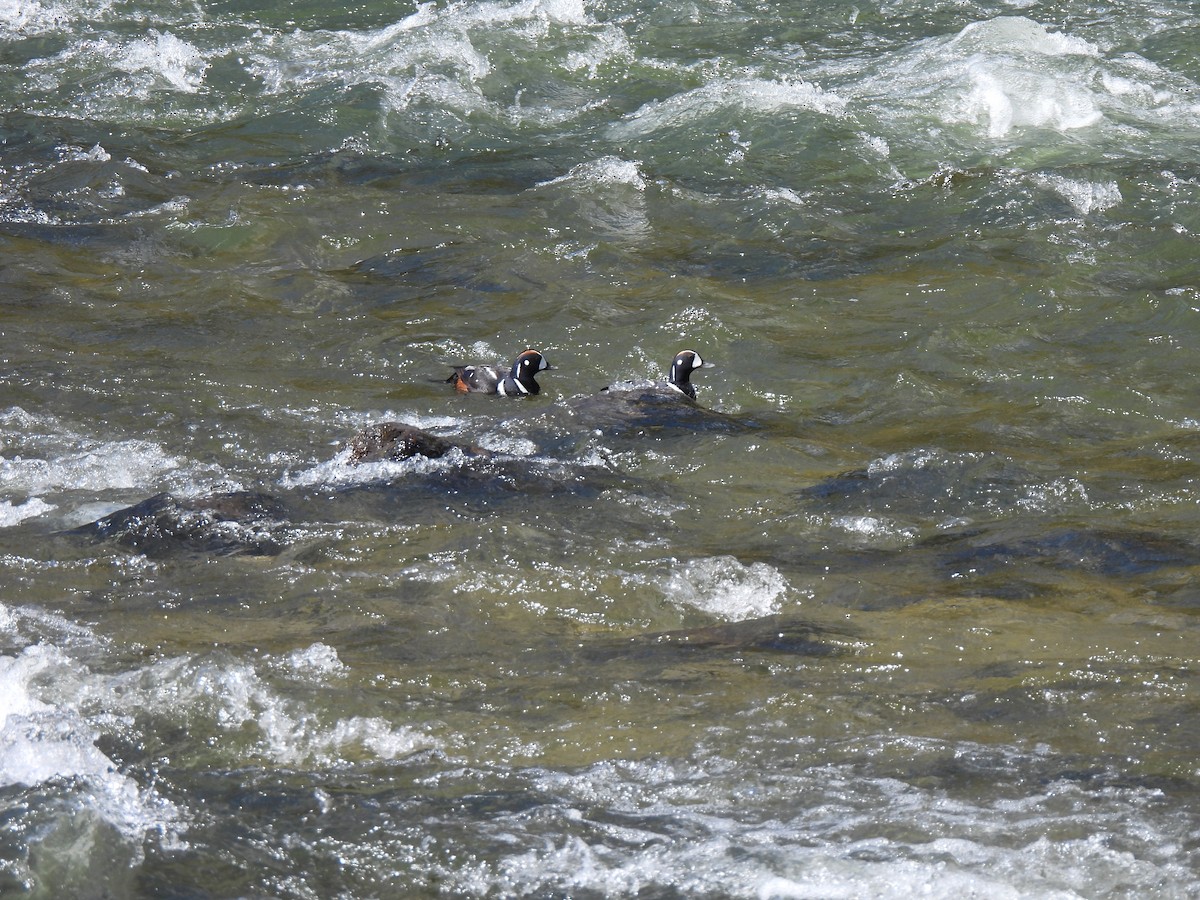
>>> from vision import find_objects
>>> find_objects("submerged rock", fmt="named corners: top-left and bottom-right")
top-left (344, 422), bottom-right (488, 464)
top-left (797, 452), bottom-right (1036, 521)
top-left (584, 615), bottom-right (850, 664)
top-left (567, 388), bottom-right (755, 436)
top-left (931, 526), bottom-right (1200, 578)
top-left (69, 491), bottom-right (290, 557)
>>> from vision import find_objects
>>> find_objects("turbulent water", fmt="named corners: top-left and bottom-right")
top-left (3, 0), bottom-right (1200, 896)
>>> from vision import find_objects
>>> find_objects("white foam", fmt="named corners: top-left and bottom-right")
top-left (535, 156), bottom-right (651, 237)
top-left (279, 443), bottom-right (474, 488)
top-left (460, 837), bottom-right (1057, 899)
top-left (245, 0), bottom-right (611, 129)
top-left (447, 784), bottom-right (1094, 899)
top-left (476, 433), bottom-right (540, 456)
top-left (925, 19), bottom-right (1109, 138)
top-left (375, 0), bottom-right (590, 36)
top-left (328, 408), bottom-right (464, 433)
top-left (902, 15), bottom-right (1200, 144)
top-left (564, 20), bottom-right (633, 77)
top-left (828, 514), bottom-right (916, 544)
top-left (105, 650), bottom-right (439, 767)
top-left (609, 77), bottom-right (845, 138)
top-left (1034, 174), bottom-right (1122, 214)
top-left (959, 62), bottom-right (1102, 137)
top-left (438, 748), bottom-right (1195, 898)
top-left (0, 0), bottom-right (110, 38)
top-left (283, 642), bottom-right (347, 679)
top-left (840, 14), bottom-right (1200, 153)
top-left (0, 406), bottom-right (232, 522)
top-left (0, 635), bottom-right (188, 852)
top-left (116, 30), bottom-right (208, 92)
top-left (20, 27), bottom-right (220, 123)
top-left (755, 858), bottom-right (1051, 899)
top-left (949, 16), bottom-right (1099, 59)
top-left (0, 650), bottom-right (112, 788)
top-left (0, 441), bottom-right (180, 494)
top-left (0, 600), bottom-right (105, 648)
top-left (60, 142), bottom-right (111, 163)
top-left (539, 157), bottom-right (646, 191)
top-left (663, 556), bottom-right (789, 620)
top-left (759, 186), bottom-right (808, 208)
top-left (866, 448), bottom-right (948, 476)
top-left (1017, 477), bottom-right (1090, 512)
top-left (315, 715), bottom-right (436, 763)
top-left (0, 645), bottom-right (55, 727)
top-left (0, 497), bottom-right (57, 527)
top-left (0, 599), bottom-right (442, 869)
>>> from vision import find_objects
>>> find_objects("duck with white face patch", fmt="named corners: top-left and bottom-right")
top-left (661, 349), bottom-right (715, 400)
top-left (597, 348), bottom-right (715, 401)
top-left (567, 348), bottom-right (751, 435)
top-left (446, 349), bottom-right (553, 397)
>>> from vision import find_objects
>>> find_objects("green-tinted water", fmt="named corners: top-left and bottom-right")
top-left (2, 0), bottom-right (1199, 895)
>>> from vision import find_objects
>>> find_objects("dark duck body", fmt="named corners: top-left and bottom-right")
top-left (446, 348), bottom-right (552, 397)
top-left (605, 349), bottom-right (714, 401)
top-left (570, 349), bottom-right (750, 434)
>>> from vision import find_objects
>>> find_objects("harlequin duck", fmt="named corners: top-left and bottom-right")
top-left (570, 348), bottom-right (751, 434)
top-left (624, 349), bottom-right (712, 399)
top-left (599, 349), bottom-right (715, 400)
top-left (446, 349), bottom-right (553, 397)
top-left (344, 421), bottom-right (488, 464)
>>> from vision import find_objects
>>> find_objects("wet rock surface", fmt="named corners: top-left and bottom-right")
top-left (344, 421), bottom-right (488, 464)
top-left (68, 491), bottom-right (291, 558)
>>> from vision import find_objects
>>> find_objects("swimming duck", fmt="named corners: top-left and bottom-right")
top-left (601, 349), bottom-right (714, 400)
top-left (569, 348), bottom-right (750, 434)
top-left (446, 349), bottom-right (553, 397)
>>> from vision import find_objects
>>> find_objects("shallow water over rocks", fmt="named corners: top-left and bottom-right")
top-left (3, 0), bottom-right (1200, 896)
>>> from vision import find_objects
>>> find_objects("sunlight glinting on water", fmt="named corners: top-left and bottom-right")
top-left (2, 0), bottom-right (1200, 895)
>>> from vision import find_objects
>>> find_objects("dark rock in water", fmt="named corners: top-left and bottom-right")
top-left (932, 526), bottom-right (1200, 578)
top-left (323, 422), bottom-right (635, 518)
top-left (69, 491), bottom-right (290, 557)
top-left (344, 422), bottom-right (488, 464)
top-left (567, 387), bottom-right (755, 435)
top-left (646, 616), bottom-right (846, 656)
top-left (583, 615), bottom-right (849, 664)
top-left (797, 453), bottom-right (1034, 521)
top-left (798, 467), bottom-right (872, 501)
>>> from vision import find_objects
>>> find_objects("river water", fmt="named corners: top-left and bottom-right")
top-left (2, 0), bottom-right (1199, 896)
